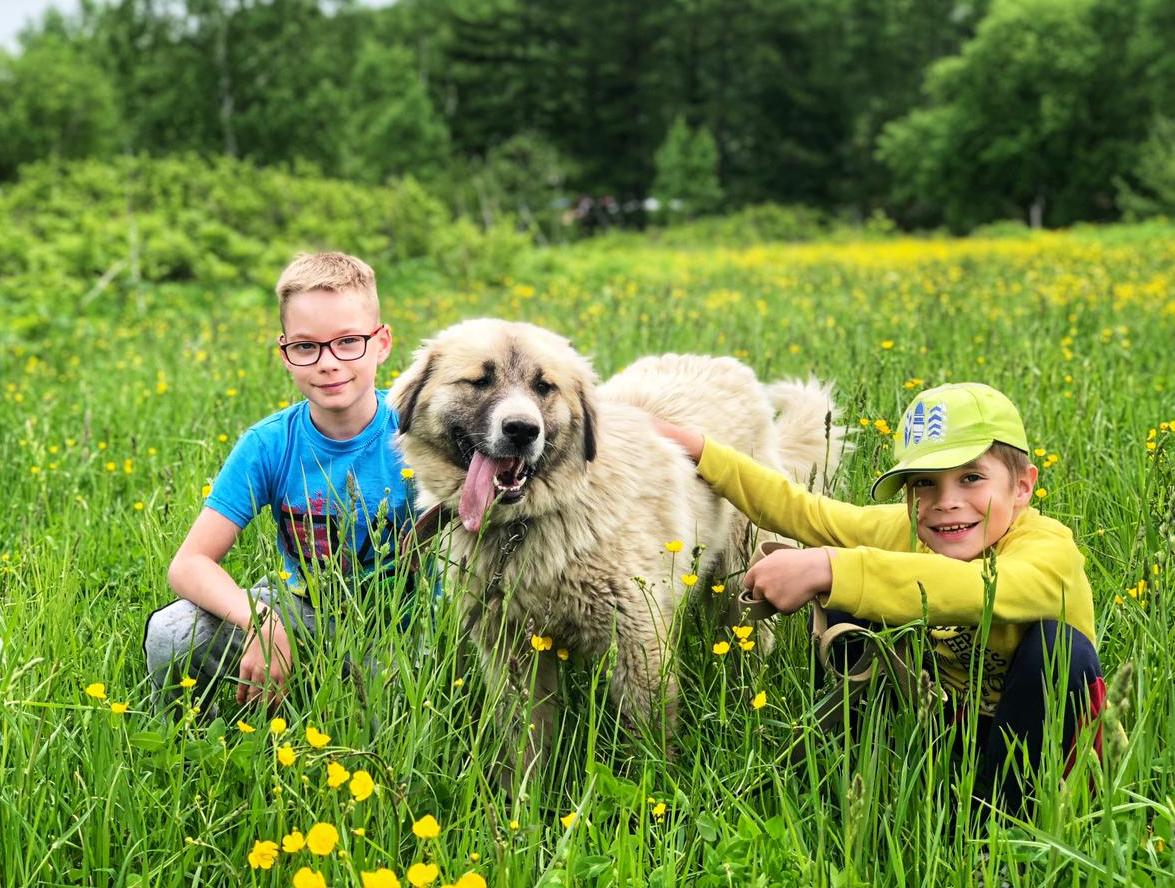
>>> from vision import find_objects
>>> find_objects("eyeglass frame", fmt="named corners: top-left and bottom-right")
top-left (278, 325), bottom-right (387, 367)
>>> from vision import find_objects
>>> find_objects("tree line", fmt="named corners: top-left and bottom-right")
top-left (2, 0), bottom-right (1172, 234)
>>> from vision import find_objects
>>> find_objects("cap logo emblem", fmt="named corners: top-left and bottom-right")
top-left (904, 401), bottom-right (947, 447)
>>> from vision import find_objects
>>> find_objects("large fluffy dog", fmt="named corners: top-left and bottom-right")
top-left (390, 319), bottom-right (844, 757)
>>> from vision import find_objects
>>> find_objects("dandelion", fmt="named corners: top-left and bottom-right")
top-left (327, 761), bottom-right (351, 788)
top-left (111, 702), bottom-right (129, 715)
top-left (350, 769), bottom-right (375, 801)
top-left (530, 635), bottom-right (553, 652)
top-left (306, 822), bottom-right (339, 856)
top-left (270, 716), bottom-right (287, 734)
top-left (664, 540), bottom-right (683, 553)
top-left (306, 725), bottom-right (330, 748)
top-left (557, 648), bottom-right (570, 661)
top-left (292, 868), bottom-right (326, 888)
top-left (407, 862), bottom-right (439, 887)
top-left (752, 691), bottom-right (767, 710)
top-left (401, 468), bottom-right (415, 480)
top-left (560, 811), bottom-right (578, 829)
top-left (712, 641), bottom-right (731, 656)
top-left (732, 625), bottom-right (753, 640)
top-left (362, 870), bottom-right (401, 888)
top-left (681, 573), bottom-right (698, 587)
top-left (454, 872), bottom-right (486, 888)
top-left (237, 720), bottom-right (255, 734)
top-left (277, 744), bottom-right (297, 766)
top-left (711, 583), bottom-right (725, 594)
top-left (247, 839), bottom-right (279, 870)
top-left (412, 815), bottom-right (441, 840)
top-left (859, 417), bottom-right (872, 427)
top-left (84, 682), bottom-right (107, 700)
top-left (179, 676), bottom-right (197, 689)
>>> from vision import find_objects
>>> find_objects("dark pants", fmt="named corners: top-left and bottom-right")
top-left (817, 611), bottom-right (1104, 815)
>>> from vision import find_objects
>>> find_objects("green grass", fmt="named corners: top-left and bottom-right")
top-left (1, 225), bottom-right (1174, 886)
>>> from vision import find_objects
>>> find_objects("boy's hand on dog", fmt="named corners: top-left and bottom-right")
top-left (744, 547), bottom-right (833, 613)
top-left (237, 610), bottom-right (292, 710)
top-left (651, 417), bottom-right (704, 463)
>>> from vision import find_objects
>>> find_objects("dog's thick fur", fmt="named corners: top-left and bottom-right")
top-left (390, 319), bottom-right (845, 758)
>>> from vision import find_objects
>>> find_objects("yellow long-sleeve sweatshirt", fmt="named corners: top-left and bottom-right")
top-left (698, 439), bottom-right (1096, 712)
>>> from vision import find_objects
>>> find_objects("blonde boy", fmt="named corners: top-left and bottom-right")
top-left (659, 382), bottom-right (1103, 812)
top-left (144, 252), bottom-right (413, 713)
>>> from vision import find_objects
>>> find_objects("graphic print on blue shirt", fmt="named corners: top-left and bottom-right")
top-left (205, 390), bottom-right (414, 590)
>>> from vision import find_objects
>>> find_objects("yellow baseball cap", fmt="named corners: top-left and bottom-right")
top-left (870, 382), bottom-right (1029, 501)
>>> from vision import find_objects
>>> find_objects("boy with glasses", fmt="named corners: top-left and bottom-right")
top-left (144, 252), bottom-right (414, 715)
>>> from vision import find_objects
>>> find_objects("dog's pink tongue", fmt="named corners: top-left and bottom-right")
top-left (459, 452), bottom-right (508, 532)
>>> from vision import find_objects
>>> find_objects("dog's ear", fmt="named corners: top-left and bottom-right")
top-left (577, 383), bottom-right (598, 462)
top-left (390, 350), bottom-right (435, 434)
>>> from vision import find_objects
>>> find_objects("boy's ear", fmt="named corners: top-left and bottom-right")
top-left (1015, 463), bottom-right (1039, 506)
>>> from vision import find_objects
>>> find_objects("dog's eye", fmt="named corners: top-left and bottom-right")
top-left (534, 379), bottom-right (556, 396)
top-left (465, 376), bottom-right (493, 389)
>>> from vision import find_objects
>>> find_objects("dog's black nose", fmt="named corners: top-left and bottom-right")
top-left (503, 418), bottom-right (540, 447)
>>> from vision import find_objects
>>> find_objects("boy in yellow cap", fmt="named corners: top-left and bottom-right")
top-left (656, 382), bottom-right (1103, 814)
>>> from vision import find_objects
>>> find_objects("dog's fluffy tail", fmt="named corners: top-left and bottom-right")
top-left (765, 377), bottom-right (852, 493)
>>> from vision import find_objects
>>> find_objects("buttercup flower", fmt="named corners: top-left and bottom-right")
top-left (179, 676), bottom-right (197, 689)
top-left (556, 648), bottom-right (570, 661)
top-left (412, 814), bottom-right (441, 839)
top-left (327, 761), bottom-right (351, 788)
top-left (681, 574), bottom-right (698, 587)
top-left (277, 744), bottom-right (297, 766)
top-left (401, 468), bottom-right (415, 480)
top-left (664, 540), bottom-right (683, 553)
top-left (247, 839), bottom-right (279, 870)
top-left (306, 726), bottom-right (330, 748)
top-left (752, 691), bottom-right (767, 710)
top-left (711, 583), bottom-right (725, 594)
top-left (362, 870), bottom-right (401, 888)
top-left (282, 830), bottom-right (306, 852)
top-left (406, 862), bottom-right (439, 887)
top-left (651, 802), bottom-right (667, 819)
top-left (110, 702), bottom-right (129, 715)
top-left (350, 769), bottom-right (375, 801)
top-left (85, 682), bottom-right (107, 700)
top-left (560, 812), bottom-right (578, 829)
top-left (712, 641), bottom-right (731, 656)
top-left (739, 639), bottom-right (755, 652)
top-left (270, 716), bottom-right (287, 734)
top-left (237, 720), bottom-right (256, 734)
top-left (293, 868), bottom-right (326, 888)
top-left (732, 625), bottom-right (753, 640)
top-left (454, 873), bottom-right (486, 888)
top-left (306, 822), bottom-right (339, 856)
top-left (530, 635), bottom-right (553, 652)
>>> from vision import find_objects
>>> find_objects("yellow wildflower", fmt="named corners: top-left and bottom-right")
top-left (277, 744), bottom-right (297, 766)
top-left (407, 862), bottom-right (439, 887)
top-left (664, 540), bottom-right (683, 553)
top-left (711, 583), bottom-right (725, 594)
top-left (712, 641), bottom-right (730, 656)
top-left (201, 483), bottom-right (212, 497)
top-left (270, 716), bottom-right (287, 734)
top-left (560, 812), bottom-right (578, 829)
top-left (292, 868), bottom-right (326, 888)
top-left (179, 676), bottom-right (197, 689)
top-left (237, 720), bottom-right (256, 734)
top-left (880, 340), bottom-right (894, 350)
top-left (306, 822), bottom-right (339, 856)
top-left (305, 725), bottom-right (330, 748)
top-left (282, 830), bottom-right (306, 853)
top-left (401, 468), bottom-right (415, 480)
top-left (110, 702), bottom-right (129, 715)
top-left (327, 761), bottom-right (351, 788)
top-left (557, 648), bottom-right (570, 661)
top-left (1034, 489), bottom-right (1047, 499)
top-left (530, 635), bottom-right (553, 652)
top-left (454, 873), bottom-right (486, 888)
top-left (350, 769), bottom-right (375, 801)
top-left (652, 802), bottom-right (667, 818)
top-left (84, 682), bottom-right (107, 700)
top-left (681, 574), bottom-right (698, 587)
top-left (412, 815), bottom-right (441, 840)
top-left (508, 820), bottom-right (520, 831)
top-left (362, 870), bottom-right (401, 888)
top-left (732, 625), bottom-right (753, 640)
top-left (247, 839), bottom-right (279, 870)
top-left (752, 691), bottom-right (767, 710)
top-left (739, 639), bottom-right (755, 652)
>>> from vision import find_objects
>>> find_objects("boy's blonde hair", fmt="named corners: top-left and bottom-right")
top-left (275, 252), bottom-right (378, 325)
top-left (987, 441), bottom-right (1031, 484)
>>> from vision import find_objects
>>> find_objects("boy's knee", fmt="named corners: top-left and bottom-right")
top-left (143, 598), bottom-right (204, 667)
top-left (1020, 620), bottom-right (1101, 689)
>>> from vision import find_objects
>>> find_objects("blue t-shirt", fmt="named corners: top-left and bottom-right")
top-left (206, 390), bottom-right (412, 589)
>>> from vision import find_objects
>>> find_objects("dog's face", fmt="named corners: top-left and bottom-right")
top-left (390, 319), bottom-right (598, 532)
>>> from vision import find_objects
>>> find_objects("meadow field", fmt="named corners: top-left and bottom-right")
top-left (2, 224), bottom-right (1174, 886)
